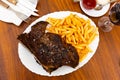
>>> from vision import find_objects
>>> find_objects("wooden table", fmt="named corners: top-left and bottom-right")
top-left (0, 0), bottom-right (120, 80)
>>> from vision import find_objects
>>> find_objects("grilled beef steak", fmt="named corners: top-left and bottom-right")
top-left (17, 21), bottom-right (79, 73)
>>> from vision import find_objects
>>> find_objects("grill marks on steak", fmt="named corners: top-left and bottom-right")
top-left (17, 21), bottom-right (79, 73)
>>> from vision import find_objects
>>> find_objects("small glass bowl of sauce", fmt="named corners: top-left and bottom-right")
top-left (82, 0), bottom-right (97, 9)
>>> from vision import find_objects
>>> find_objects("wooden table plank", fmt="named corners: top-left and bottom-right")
top-left (0, 0), bottom-right (120, 80)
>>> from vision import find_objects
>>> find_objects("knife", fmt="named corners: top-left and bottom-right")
top-left (0, 0), bottom-right (29, 21)
top-left (2, 0), bottom-right (39, 16)
top-left (8, 0), bottom-right (38, 12)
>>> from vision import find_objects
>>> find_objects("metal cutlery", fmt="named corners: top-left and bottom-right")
top-left (94, 0), bottom-right (117, 10)
top-left (2, 0), bottom-right (39, 16)
top-left (8, 0), bottom-right (38, 12)
top-left (0, 0), bottom-right (29, 22)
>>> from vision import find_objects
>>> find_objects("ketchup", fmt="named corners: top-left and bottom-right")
top-left (82, 0), bottom-right (97, 10)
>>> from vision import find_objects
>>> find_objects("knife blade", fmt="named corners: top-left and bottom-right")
top-left (2, 0), bottom-right (39, 16)
top-left (8, 0), bottom-right (38, 12)
top-left (0, 0), bottom-right (29, 21)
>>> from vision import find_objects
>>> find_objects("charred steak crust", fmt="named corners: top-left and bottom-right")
top-left (18, 21), bottom-right (79, 73)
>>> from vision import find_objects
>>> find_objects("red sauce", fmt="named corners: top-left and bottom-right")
top-left (82, 0), bottom-right (97, 10)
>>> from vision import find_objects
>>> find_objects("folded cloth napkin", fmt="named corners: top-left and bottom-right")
top-left (0, 0), bottom-right (38, 26)
top-left (0, 5), bottom-right (22, 26)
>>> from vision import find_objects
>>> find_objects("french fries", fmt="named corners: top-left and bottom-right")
top-left (46, 13), bottom-right (98, 61)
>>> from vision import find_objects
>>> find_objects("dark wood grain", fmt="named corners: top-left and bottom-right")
top-left (0, 0), bottom-right (120, 80)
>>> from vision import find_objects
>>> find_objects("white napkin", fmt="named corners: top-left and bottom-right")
top-left (0, 5), bottom-right (22, 26)
top-left (0, 0), bottom-right (38, 26)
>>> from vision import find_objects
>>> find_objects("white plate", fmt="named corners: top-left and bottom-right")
top-left (80, 0), bottom-right (110, 17)
top-left (18, 11), bottom-right (99, 76)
